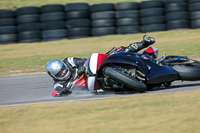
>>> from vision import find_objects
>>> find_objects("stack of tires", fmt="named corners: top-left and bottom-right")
top-left (16, 6), bottom-right (41, 43)
top-left (90, 3), bottom-right (116, 37)
top-left (65, 3), bottom-right (91, 39)
top-left (0, 10), bottom-right (17, 44)
top-left (115, 2), bottom-right (140, 34)
top-left (41, 4), bottom-right (67, 41)
top-left (140, 0), bottom-right (165, 33)
top-left (189, 0), bottom-right (200, 29)
top-left (164, 0), bottom-right (190, 30)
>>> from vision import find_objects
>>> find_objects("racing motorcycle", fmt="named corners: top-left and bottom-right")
top-left (84, 46), bottom-right (200, 93)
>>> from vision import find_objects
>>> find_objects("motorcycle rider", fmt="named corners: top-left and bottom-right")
top-left (46, 35), bottom-right (155, 96)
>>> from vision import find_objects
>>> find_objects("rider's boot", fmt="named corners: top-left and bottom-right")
top-left (124, 35), bottom-right (156, 53)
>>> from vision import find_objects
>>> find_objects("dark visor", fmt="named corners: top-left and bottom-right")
top-left (55, 65), bottom-right (68, 78)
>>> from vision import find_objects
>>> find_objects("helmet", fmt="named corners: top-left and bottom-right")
top-left (142, 46), bottom-right (158, 59)
top-left (46, 59), bottom-right (71, 80)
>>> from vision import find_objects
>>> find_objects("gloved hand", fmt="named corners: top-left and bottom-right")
top-left (52, 87), bottom-right (65, 97)
top-left (52, 87), bottom-right (72, 97)
top-left (77, 66), bottom-right (86, 77)
top-left (143, 35), bottom-right (156, 47)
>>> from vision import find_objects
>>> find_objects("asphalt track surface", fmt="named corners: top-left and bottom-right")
top-left (0, 73), bottom-right (200, 107)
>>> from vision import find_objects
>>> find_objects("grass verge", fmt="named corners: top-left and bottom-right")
top-left (0, 29), bottom-right (200, 76)
top-left (0, 90), bottom-right (200, 133)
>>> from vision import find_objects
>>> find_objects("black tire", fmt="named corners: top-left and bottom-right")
top-left (92, 19), bottom-right (115, 27)
top-left (42, 29), bottom-right (68, 39)
top-left (117, 18), bottom-right (139, 26)
top-left (0, 10), bottom-right (15, 18)
top-left (0, 26), bottom-right (17, 34)
top-left (141, 16), bottom-right (165, 25)
top-left (189, 2), bottom-right (200, 12)
top-left (117, 26), bottom-right (140, 34)
top-left (165, 3), bottom-right (188, 13)
top-left (42, 21), bottom-right (65, 30)
top-left (43, 38), bottom-right (66, 41)
top-left (68, 36), bottom-right (90, 39)
top-left (167, 20), bottom-right (190, 30)
top-left (18, 23), bottom-right (41, 32)
top-left (140, 0), bottom-right (164, 9)
top-left (141, 24), bottom-right (166, 33)
top-left (189, 0), bottom-right (200, 3)
top-left (17, 14), bottom-right (40, 24)
top-left (115, 2), bottom-right (139, 10)
top-left (104, 67), bottom-right (147, 92)
top-left (92, 27), bottom-right (116, 36)
top-left (40, 12), bottom-right (65, 22)
top-left (0, 34), bottom-right (17, 44)
top-left (65, 3), bottom-right (89, 11)
top-left (19, 39), bottom-right (41, 43)
top-left (66, 11), bottom-right (90, 19)
top-left (66, 19), bottom-right (90, 28)
top-left (140, 8), bottom-right (164, 18)
top-left (16, 6), bottom-right (40, 16)
top-left (116, 10), bottom-right (139, 18)
top-left (172, 65), bottom-right (200, 81)
top-left (68, 27), bottom-right (91, 37)
top-left (0, 18), bottom-right (16, 26)
top-left (166, 11), bottom-right (189, 21)
top-left (190, 11), bottom-right (200, 20)
top-left (40, 4), bottom-right (64, 13)
top-left (91, 11), bottom-right (115, 20)
top-left (164, 0), bottom-right (187, 4)
top-left (19, 31), bottom-right (41, 40)
top-left (90, 3), bottom-right (114, 12)
top-left (191, 19), bottom-right (200, 29)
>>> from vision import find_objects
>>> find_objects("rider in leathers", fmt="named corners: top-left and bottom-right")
top-left (46, 35), bottom-right (155, 96)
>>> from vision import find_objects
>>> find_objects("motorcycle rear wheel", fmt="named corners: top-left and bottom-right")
top-left (104, 67), bottom-right (147, 92)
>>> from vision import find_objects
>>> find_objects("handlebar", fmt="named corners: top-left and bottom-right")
top-left (106, 47), bottom-right (117, 55)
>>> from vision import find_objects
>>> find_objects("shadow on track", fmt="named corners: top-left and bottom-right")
top-left (170, 83), bottom-right (200, 89)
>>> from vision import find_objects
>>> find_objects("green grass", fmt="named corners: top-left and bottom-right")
top-left (0, 90), bottom-right (200, 133)
top-left (0, 29), bottom-right (200, 76)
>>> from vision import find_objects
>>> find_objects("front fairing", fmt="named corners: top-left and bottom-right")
top-left (97, 52), bottom-right (150, 77)
top-left (142, 58), bottom-right (179, 84)
top-left (97, 52), bottom-right (179, 84)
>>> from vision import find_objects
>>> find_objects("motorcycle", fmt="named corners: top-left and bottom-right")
top-left (84, 46), bottom-right (200, 93)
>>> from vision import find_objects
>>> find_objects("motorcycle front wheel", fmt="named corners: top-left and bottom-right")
top-left (104, 67), bottom-right (147, 92)
top-left (172, 64), bottom-right (200, 81)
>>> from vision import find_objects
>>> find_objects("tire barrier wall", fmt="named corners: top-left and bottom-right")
top-left (0, 10), bottom-right (17, 44)
top-left (115, 2), bottom-right (140, 34)
top-left (140, 0), bottom-right (166, 32)
top-left (189, 0), bottom-right (200, 29)
top-left (165, 0), bottom-right (190, 30)
top-left (65, 3), bottom-right (91, 39)
top-left (40, 4), bottom-right (67, 41)
top-left (16, 6), bottom-right (41, 43)
top-left (0, 0), bottom-right (200, 44)
top-left (91, 3), bottom-right (116, 36)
